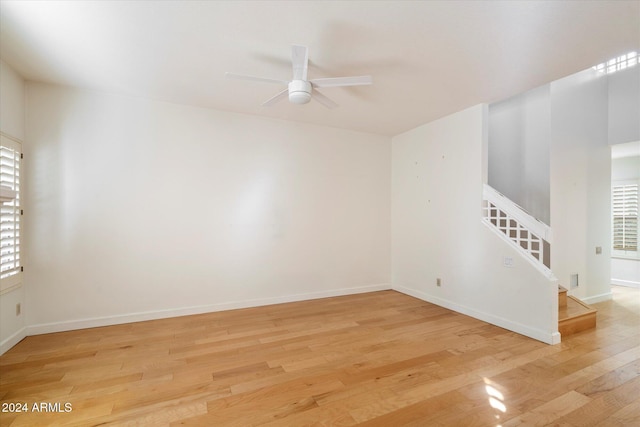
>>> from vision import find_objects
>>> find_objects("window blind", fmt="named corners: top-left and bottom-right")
top-left (0, 135), bottom-right (21, 286)
top-left (612, 183), bottom-right (638, 253)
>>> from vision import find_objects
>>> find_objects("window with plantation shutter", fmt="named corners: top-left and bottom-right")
top-left (0, 133), bottom-right (22, 293)
top-left (612, 181), bottom-right (639, 258)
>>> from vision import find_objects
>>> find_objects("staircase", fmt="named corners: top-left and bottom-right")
top-left (558, 286), bottom-right (597, 336)
top-left (482, 185), bottom-right (554, 279)
top-left (482, 184), bottom-right (598, 341)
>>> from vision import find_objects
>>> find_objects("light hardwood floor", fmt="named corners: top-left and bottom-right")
top-left (1, 286), bottom-right (638, 426)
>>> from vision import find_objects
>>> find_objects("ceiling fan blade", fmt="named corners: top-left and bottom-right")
top-left (312, 89), bottom-right (338, 109)
top-left (310, 75), bottom-right (373, 88)
top-left (262, 88), bottom-right (289, 107)
top-left (291, 45), bottom-right (309, 81)
top-left (225, 72), bottom-right (288, 85)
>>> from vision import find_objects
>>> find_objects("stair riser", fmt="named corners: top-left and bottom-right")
top-left (559, 312), bottom-right (596, 336)
top-left (558, 295), bottom-right (597, 337)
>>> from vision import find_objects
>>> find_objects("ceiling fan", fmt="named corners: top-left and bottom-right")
top-left (226, 45), bottom-right (372, 109)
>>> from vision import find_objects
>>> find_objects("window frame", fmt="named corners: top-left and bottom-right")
top-left (0, 132), bottom-right (22, 294)
top-left (612, 179), bottom-right (639, 260)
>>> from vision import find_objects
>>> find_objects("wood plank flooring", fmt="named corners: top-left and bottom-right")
top-left (1, 286), bottom-right (638, 426)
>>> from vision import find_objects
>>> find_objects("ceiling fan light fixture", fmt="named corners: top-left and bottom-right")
top-left (288, 80), bottom-right (312, 104)
top-left (226, 45), bottom-right (372, 108)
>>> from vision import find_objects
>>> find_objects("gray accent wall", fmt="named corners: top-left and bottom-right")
top-left (609, 66), bottom-right (640, 146)
top-left (488, 85), bottom-right (551, 225)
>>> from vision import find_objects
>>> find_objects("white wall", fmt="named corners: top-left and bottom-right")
top-left (0, 60), bottom-right (26, 353)
top-left (488, 84), bottom-right (551, 225)
top-left (550, 69), bottom-right (611, 303)
top-left (611, 258), bottom-right (640, 288)
top-left (0, 60), bottom-right (25, 141)
top-left (611, 154), bottom-right (640, 288)
top-left (24, 83), bottom-right (391, 333)
top-left (392, 105), bottom-right (558, 344)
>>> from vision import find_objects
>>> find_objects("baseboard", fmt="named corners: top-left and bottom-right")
top-left (611, 279), bottom-right (640, 288)
top-left (581, 291), bottom-right (613, 304)
top-left (0, 327), bottom-right (26, 356)
top-left (393, 285), bottom-right (560, 345)
top-left (26, 283), bottom-right (391, 336)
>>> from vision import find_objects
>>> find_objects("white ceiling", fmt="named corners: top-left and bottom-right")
top-left (1, 1), bottom-right (638, 136)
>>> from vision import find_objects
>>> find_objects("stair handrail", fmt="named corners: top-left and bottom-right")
top-left (482, 184), bottom-right (556, 281)
top-left (482, 184), bottom-right (552, 243)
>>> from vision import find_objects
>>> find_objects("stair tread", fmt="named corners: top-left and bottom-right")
top-left (559, 296), bottom-right (596, 321)
top-left (558, 295), bottom-right (597, 337)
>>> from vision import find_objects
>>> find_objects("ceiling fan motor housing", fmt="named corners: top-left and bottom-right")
top-left (288, 80), bottom-right (312, 104)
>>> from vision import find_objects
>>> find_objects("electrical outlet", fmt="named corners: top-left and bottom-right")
top-left (16, 303), bottom-right (21, 316)
top-left (436, 278), bottom-right (441, 287)
top-left (595, 246), bottom-right (602, 255)
top-left (503, 257), bottom-right (514, 268)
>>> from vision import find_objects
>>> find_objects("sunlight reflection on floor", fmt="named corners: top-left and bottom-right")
top-left (484, 377), bottom-right (507, 427)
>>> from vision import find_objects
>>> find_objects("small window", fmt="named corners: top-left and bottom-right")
top-left (612, 181), bottom-right (639, 258)
top-left (0, 133), bottom-right (22, 293)
top-left (593, 52), bottom-right (638, 75)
